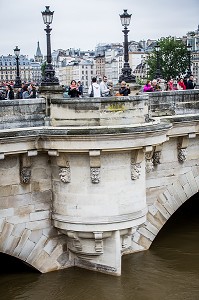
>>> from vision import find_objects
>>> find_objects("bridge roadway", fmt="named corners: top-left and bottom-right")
top-left (0, 89), bottom-right (198, 275)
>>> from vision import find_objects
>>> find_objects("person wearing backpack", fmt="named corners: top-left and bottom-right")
top-left (88, 77), bottom-right (101, 98)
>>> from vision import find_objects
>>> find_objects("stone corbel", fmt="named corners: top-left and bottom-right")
top-left (93, 231), bottom-right (103, 253)
top-left (188, 132), bottom-right (196, 139)
top-left (67, 231), bottom-right (82, 252)
top-left (89, 150), bottom-right (101, 184)
top-left (131, 150), bottom-right (144, 180)
top-left (0, 153), bottom-right (5, 160)
top-left (177, 136), bottom-right (188, 163)
top-left (144, 146), bottom-right (154, 173)
top-left (56, 153), bottom-right (71, 183)
top-left (121, 228), bottom-right (133, 249)
top-left (27, 150), bottom-right (38, 157)
top-left (20, 153), bottom-right (31, 184)
top-left (152, 144), bottom-right (163, 166)
top-left (48, 150), bottom-right (59, 157)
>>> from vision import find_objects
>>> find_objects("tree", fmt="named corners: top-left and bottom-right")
top-left (41, 61), bottom-right (47, 77)
top-left (147, 37), bottom-right (189, 80)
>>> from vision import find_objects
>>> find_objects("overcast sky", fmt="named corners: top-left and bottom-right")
top-left (1, 0), bottom-right (198, 58)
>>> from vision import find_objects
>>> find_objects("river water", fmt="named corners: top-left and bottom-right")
top-left (0, 194), bottom-right (198, 300)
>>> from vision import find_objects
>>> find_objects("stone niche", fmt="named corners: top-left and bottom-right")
top-left (51, 150), bottom-right (147, 275)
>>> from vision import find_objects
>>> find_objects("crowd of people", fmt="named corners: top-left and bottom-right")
top-left (67, 76), bottom-right (131, 99)
top-left (0, 81), bottom-right (39, 100)
top-left (143, 75), bottom-right (196, 93)
top-left (0, 74), bottom-right (197, 101)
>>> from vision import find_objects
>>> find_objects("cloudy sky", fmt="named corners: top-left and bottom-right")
top-left (1, 0), bottom-right (198, 58)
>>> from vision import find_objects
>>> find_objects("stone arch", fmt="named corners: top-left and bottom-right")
top-left (0, 220), bottom-right (69, 273)
top-left (132, 166), bottom-right (199, 252)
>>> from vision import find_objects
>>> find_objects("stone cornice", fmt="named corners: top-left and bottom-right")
top-left (0, 122), bottom-right (170, 155)
top-left (156, 114), bottom-right (199, 138)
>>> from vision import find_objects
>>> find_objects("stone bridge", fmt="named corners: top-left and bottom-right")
top-left (0, 89), bottom-right (198, 276)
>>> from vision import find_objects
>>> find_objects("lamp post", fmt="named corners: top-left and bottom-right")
top-left (154, 42), bottom-right (162, 79)
top-left (41, 6), bottom-right (59, 86)
top-left (14, 46), bottom-right (22, 88)
top-left (119, 9), bottom-right (136, 83)
top-left (187, 44), bottom-right (192, 78)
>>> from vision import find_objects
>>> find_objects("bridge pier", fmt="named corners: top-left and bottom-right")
top-left (0, 90), bottom-right (198, 275)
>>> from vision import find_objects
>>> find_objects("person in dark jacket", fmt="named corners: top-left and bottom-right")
top-left (186, 75), bottom-right (195, 89)
top-left (5, 85), bottom-right (14, 99)
top-left (28, 84), bottom-right (37, 98)
top-left (68, 80), bottom-right (81, 98)
top-left (16, 88), bottom-right (23, 99)
top-left (119, 81), bottom-right (130, 96)
top-left (77, 81), bottom-right (83, 97)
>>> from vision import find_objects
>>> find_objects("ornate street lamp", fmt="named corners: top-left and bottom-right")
top-left (41, 6), bottom-right (59, 86)
top-left (119, 9), bottom-right (136, 83)
top-left (187, 44), bottom-right (192, 77)
top-left (14, 46), bottom-right (22, 88)
top-left (154, 42), bottom-right (162, 79)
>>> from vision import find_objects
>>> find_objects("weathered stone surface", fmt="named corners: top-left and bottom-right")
top-left (0, 91), bottom-right (198, 276)
top-left (0, 99), bottom-right (45, 129)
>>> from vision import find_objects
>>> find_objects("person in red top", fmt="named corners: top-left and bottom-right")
top-left (167, 79), bottom-right (175, 90)
top-left (177, 78), bottom-right (186, 90)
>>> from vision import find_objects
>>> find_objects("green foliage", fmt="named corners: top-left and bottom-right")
top-left (41, 61), bottom-right (47, 77)
top-left (147, 37), bottom-right (189, 80)
top-left (136, 78), bottom-right (145, 85)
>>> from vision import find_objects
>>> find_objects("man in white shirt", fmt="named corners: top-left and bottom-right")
top-left (100, 76), bottom-right (110, 97)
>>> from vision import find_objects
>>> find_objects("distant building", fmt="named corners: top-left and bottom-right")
top-left (56, 58), bottom-right (94, 90)
top-left (0, 42), bottom-right (42, 84)
top-left (34, 41), bottom-right (43, 63)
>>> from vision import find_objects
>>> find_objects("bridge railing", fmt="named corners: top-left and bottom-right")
top-left (0, 89), bottom-right (199, 130)
top-left (49, 95), bottom-right (149, 127)
top-left (146, 89), bottom-right (199, 117)
top-left (0, 98), bottom-right (46, 129)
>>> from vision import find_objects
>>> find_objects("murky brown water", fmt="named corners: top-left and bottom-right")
top-left (0, 194), bottom-right (198, 300)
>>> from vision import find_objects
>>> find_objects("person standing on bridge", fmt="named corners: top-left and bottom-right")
top-left (177, 78), bottom-right (186, 90)
top-left (77, 81), bottom-right (83, 97)
top-left (68, 80), bottom-right (81, 98)
top-left (167, 78), bottom-right (175, 90)
top-left (5, 84), bottom-right (14, 100)
top-left (143, 80), bottom-right (154, 92)
top-left (100, 75), bottom-right (111, 97)
top-left (186, 75), bottom-right (196, 89)
top-left (118, 81), bottom-right (130, 96)
top-left (88, 77), bottom-right (101, 98)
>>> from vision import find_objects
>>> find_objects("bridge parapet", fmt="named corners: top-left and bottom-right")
top-left (0, 99), bottom-right (46, 129)
top-left (49, 95), bottom-right (149, 127)
top-left (0, 90), bottom-right (199, 130)
top-left (147, 89), bottom-right (199, 117)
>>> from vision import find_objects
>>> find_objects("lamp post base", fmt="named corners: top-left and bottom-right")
top-left (41, 63), bottom-right (59, 86)
top-left (119, 73), bottom-right (136, 83)
top-left (14, 76), bottom-right (22, 88)
top-left (119, 63), bottom-right (136, 83)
